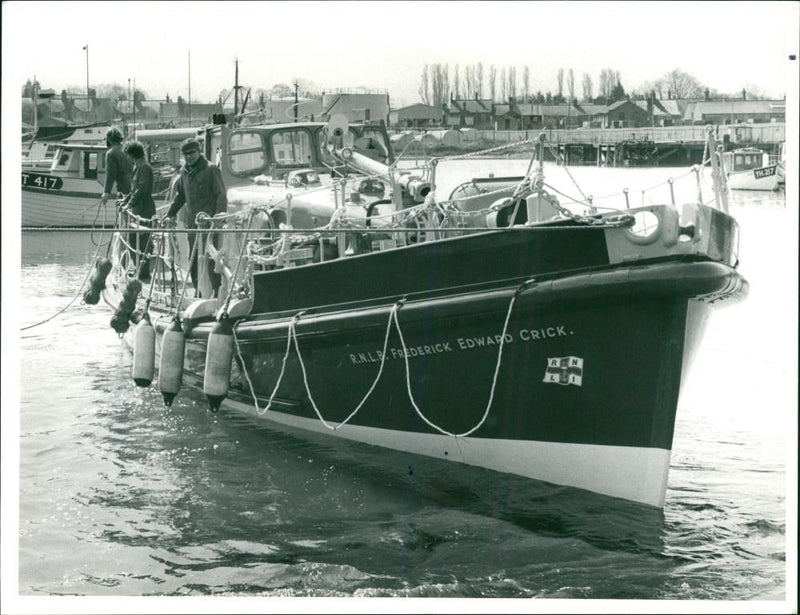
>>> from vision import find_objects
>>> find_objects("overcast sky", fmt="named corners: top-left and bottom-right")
top-left (3, 0), bottom-right (798, 107)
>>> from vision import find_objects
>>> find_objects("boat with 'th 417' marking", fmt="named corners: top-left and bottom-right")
top-left (94, 118), bottom-right (747, 508)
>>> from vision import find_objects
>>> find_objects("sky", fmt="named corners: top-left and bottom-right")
top-left (2, 0), bottom-right (798, 107)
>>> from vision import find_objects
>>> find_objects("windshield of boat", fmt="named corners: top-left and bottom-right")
top-left (270, 128), bottom-right (314, 167)
top-left (733, 151), bottom-right (765, 171)
top-left (229, 130), bottom-right (267, 176)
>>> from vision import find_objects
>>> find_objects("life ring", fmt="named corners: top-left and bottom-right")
top-left (624, 206), bottom-right (669, 246)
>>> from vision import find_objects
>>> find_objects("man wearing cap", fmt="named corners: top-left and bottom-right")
top-left (165, 138), bottom-right (228, 295)
top-left (100, 127), bottom-right (132, 205)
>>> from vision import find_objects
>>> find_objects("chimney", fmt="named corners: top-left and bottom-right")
top-left (704, 88), bottom-right (710, 101)
top-left (474, 91), bottom-right (478, 100)
top-left (742, 88), bottom-right (746, 100)
top-left (667, 90), bottom-right (671, 100)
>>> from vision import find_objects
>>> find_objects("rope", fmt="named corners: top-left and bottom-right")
top-left (20, 239), bottom-right (104, 331)
top-left (392, 281), bottom-right (532, 437)
top-left (220, 210), bottom-right (256, 316)
top-left (233, 279), bottom-right (537, 438)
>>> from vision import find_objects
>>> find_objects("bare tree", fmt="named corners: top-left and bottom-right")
top-left (567, 68), bottom-right (575, 102)
top-left (431, 63), bottom-right (449, 107)
top-left (453, 64), bottom-right (461, 100)
top-left (500, 66), bottom-right (507, 101)
top-left (476, 62), bottom-right (484, 98)
top-left (557, 68), bottom-right (564, 99)
top-left (488, 65), bottom-right (497, 102)
top-left (523, 66), bottom-right (530, 102)
top-left (581, 72), bottom-right (593, 102)
top-left (419, 64), bottom-right (431, 104)
top-left (598, 68), bottom-right (618, 102)
top-left (464, 64), bottom-right (476, 99)
top-left (662, 68), bottom-right (705, 99)
top-left (507, 66), bottom-right (517, 100)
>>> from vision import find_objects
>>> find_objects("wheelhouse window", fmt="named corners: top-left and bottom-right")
top-left (228, 131), bottom-right (266, 176)
top-left (359, 128), bottom-right (389, 162)
top-left (270, 129), bottom-right (313, 166)
top-left (315, 127), bottom-right (359, 166)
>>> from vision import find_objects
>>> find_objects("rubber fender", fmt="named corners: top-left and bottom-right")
top-left (158, 317), bottom-right (185, 406)
top-left (132, 312), bottom-right (156, 387)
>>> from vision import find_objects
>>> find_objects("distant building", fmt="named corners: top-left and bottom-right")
top-left (257, 98), bottom-right (323, 124)
top-left (683, 99), bottom-right (785, 125)
top-left (389, 103), bottom-right (442, 129)
top-left (321, 92), bottom-right (390, 125)
top-left (443, 96), bottom-right (494, 129)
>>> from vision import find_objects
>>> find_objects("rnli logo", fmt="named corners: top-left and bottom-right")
top-left (543, 356), bottom-right (584, 386)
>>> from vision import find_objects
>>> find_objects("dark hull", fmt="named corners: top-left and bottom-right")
top-left (158, 257), bottom-right (745, 507)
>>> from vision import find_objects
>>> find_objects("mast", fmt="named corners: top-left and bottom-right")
top-left (294, 81), bottom-right (299, 122)
top-left (83, 44), bottom-right (91, 123)
top-left (32, 75), bottom-right (38, 136)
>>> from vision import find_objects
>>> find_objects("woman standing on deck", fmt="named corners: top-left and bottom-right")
top-left (120, 140), bottom-right (156, 282)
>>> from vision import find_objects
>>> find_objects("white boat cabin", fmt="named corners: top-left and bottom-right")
top-left (48, 144), bottom-right (107, 181)
top-left (722, 147), bottom-right (770, 174)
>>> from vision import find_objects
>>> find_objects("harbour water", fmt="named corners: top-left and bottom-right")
top-left (6, 162), bottom-right (796, 611)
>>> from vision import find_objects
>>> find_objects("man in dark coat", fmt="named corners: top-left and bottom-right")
top-left (100, 127), bottom-right (131, 205)
top-left (165, 138), bottom-right (228, 295)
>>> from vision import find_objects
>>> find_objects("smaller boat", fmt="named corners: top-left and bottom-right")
top-left (21, 138), bottom-right (173, 228)
top-left (722, 147), bottom-right (782, 191)
top-left (22, 125), bottom-right (109, 170)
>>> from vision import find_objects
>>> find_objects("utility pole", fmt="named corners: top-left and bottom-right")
top-left (293, 81), bottom-right (299, 122)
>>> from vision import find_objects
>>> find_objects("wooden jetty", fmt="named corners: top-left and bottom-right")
top-left (477, 123), bottom-right (785, 166)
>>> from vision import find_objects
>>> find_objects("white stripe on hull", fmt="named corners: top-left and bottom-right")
top-left (220, 395), bottom-right (672, 507)
top-left (22, 188), bottom-right (116, 227)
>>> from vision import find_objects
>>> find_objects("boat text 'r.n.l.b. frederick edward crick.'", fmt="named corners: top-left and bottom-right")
top-left (93, 115), bottom-right (747, 509)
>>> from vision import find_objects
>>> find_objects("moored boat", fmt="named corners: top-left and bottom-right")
top-left (21, 137), bottom-right (173, 228)
top-left (97, 122), bottom-right (747, 508)
top-left (722, 146), bottom-right (782, 190)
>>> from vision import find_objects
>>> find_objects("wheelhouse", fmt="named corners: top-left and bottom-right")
top-left (723, 148), bottom-right (769, 173)
top-left (205, 121), bottom-right (393, 187)
top-left (49, 144), bottom-right (107, 180)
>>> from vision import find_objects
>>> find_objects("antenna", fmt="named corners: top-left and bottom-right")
top-left (188, 50), bottom-right (192, 126)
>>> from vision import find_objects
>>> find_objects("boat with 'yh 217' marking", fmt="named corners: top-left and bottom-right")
top-left (93, 118), bottom-right (747, 509)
